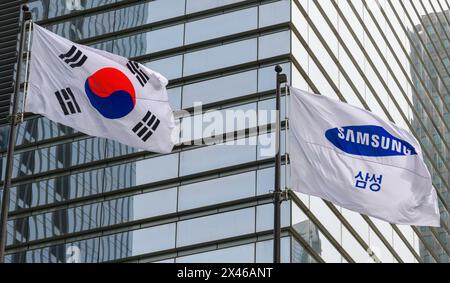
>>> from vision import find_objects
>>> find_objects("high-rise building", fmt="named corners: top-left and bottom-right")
top-left (292, 220), bottom-right (321, 263)
top-left (410, 8), bottom-right (450, 263)
top-left (0, 0), bottom-right (449, 263)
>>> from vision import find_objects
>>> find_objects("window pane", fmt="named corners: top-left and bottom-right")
top-left (255, 237), bottom-right (290, 263)
top-left (186, 0), bottom-right (246, 14)
top-left (256, 202), bottom-right (290, 232)
top-left (182, 70), bottom-right (258, 108)
top-left (102, 187), bottom-right (178, 226)
top-left (258, 63), bottom-right (291, 92)
top-left (99, 223), bottom-right (176, 261)
top-left (183, 38), bottom-right (257, 76)
top-left (48, 11), bottom-right (116, 41)
top-left (145, 56), bottom-right (183, 81)
top-left (168, 87), bottom-right (182, 111)
top-left (259, 0), bottom-right (291, 27)
top-left (115, 0), bottom-right (185, 31)
top-left (113, 24), bottom-right (184, 58)
top-left (178, 171), bottom-right (256, 211)
top-left (136, 154), bottom-right (179, 185)
top-left (176, 243), bottom-right (255, 263)
top-left (256, 166), bottom-right (286, 195)
top-left (258, 31), bottom-right (291, 59)
top-left (8, 117), bottom-right (75, 148)
top-left (180, 102), bottom-right (257, 142)
top-left (185, 7), bottom-right (257, 44)
top-left (29, 0), bottom-right (117, 21)
top-left (179, 138), bottom-right (256, 176)
top-left (176, 207), bottom-right (255, 247)
top-left (6, 137), bottom-right (107, 179)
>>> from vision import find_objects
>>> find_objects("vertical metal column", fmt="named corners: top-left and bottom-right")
top-left (273, 65), bottom-right (287, 263)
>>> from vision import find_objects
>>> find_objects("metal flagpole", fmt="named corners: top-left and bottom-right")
top-left (273, 65), bottom-right (287, 263)
top-left (0, 5), bottom-right (32, 263)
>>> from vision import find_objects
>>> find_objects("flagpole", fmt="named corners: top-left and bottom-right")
top-left (0, 5), bottom-right (31, 263)
top-left (273, 65), bottom-right (286, 263)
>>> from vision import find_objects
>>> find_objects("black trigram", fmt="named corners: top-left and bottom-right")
top-left (55, 88), bottom-right (81, 115)
top-left (132, 111), bottom-right (160, 142)
top-left (126, 60), bottom-right (149, 87)
top-left (59, 45), bottom-right (88, 68)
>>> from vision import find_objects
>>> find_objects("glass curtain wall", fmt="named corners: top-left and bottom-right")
top-left (0, 0), bottom-right (448, 263)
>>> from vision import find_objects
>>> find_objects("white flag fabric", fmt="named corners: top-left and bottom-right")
top-left (289, 87), bottom-right (440, 227)
top-left (26, 24), bottom-right (175, 153)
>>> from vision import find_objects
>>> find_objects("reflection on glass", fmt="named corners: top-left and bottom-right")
top-left (186, 0), bottom-right (246, 14)
top-left (259, 0), bottom-right (291, 27)
top-left (176, 243), bottom-right (254, 263)
top-left (292, 220), bottom-right (322, 263)
top-left (256, 202), bottom-right (290, 232)
top-left (183, 38), bottom-right (257, 76)
top-left (135, 154), bottom-right (179, 185)
top-left (258, 31), bottom-right (291, 59)
top-left (176, 207), bottom-right (255, 247)
top-left (255, 237), bottom-right (290, 263)
top-left (113, 25), bottom-right (184, 58)
top-left (185, 7), bottom-right (257, 44)
top-left (178, 171), bottom-right (256, 211)
top-left (182, 70), bottom-right (258, 108)
top-left (179, 137), bottom-right (256, 176)
top-left (145, 56), bottom-right (183, 81)
top-left (29, 0), bottom-right (117, 21)
top-left (114, 0), bottom-right (185, 31)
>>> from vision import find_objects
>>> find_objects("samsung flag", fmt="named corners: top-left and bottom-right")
top-left (26, 24), bottom-right (175, 153)
top-left (289, 87), bottom-right (440, 227)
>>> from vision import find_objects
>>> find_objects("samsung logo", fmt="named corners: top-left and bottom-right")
top-left (325, 125), bottom-right (417, 157)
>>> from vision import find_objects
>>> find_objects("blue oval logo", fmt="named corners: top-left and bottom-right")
top-left (325, 125), bottom-right (417, 157)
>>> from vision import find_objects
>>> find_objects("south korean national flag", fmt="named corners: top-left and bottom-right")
top-left (26, 24), bottom-right (175, 154)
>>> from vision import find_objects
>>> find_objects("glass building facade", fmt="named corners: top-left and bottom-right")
top-left (410, 8), bottom-right (450, 262)
top-left (0, 0), bottom-right (449, 263)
